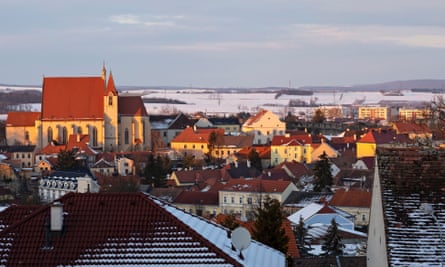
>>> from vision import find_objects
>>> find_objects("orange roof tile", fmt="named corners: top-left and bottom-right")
top-left (243, 109), bottom-right (268, 126)
top-left (6, 112), bottom-right (40, 127)
top-left (41, 77), bottom-right (105, 120)
top-left (118, 96), bottom-right (148, 116)
top-left (172, 127), bottom-right (224, 143)
top-left (329, 189), bottom-right (371, 208)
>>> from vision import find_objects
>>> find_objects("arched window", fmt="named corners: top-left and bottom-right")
top-left (92, 127), bottom-right (98, 147)
top-left (48, 127), bottom-right (53, 143)
top-left (25, 131), bottom-right (29, 141)
top-left (124, 128), bottom-right (129, 145)
top-left (108, 93), bottom-right (113, 106)
top-left (62, 127), bottom-right (67, 144)
top-left (77, 127), bottom-right (82, 134)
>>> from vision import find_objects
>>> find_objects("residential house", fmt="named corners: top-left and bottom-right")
top-left (236, 146), bottom-right (271, 169)
top-left (0, 192), bottom-right (286, 266)
top-left (213, 135), bottom-right (254, 161)
top-left (282, 191), bottom-right (334, 215)
top-left (150, 112), bottom-right (194, 148)
top-left (90, 158), bottom-right (115, 176)
top-left (311, 140), bottom-right (340, 162)
top-left (367, 147), bottom-right (445, 267)
top-left (38, 170), bottom-right (99, 202)
top-left (170, 126), bottom-right (225, 159)
top-left (173, 190), bottom-right (220, 218)
top-left (0, 145), bottom-right (36, 175)
top-left (355, 129), bottom-right (408, 158)
top-left (208, 116), bottom-right (241, 134)
top-left (241, 109), bottom-right (285, 145)
top-left (5, 112), bottom-right (40, 146)
top-left (270, 133), bottom-right (312, 166)
top-left (329, 188), bottom-right (371, 226)
top-left (219, 178), bottom-right (297, 220)
top-left (391, 121), bottom-right (432, 140)
top-left (170, 168), bottom-right (227, 188)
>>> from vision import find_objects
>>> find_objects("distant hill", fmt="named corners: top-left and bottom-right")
top-left (298, 79), bottom-right (445, 92)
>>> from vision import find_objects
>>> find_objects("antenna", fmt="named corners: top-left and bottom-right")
top-left (231, 226), bottom-right (251, 260)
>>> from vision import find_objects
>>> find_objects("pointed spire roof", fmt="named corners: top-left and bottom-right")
top-left (105, 71), bottom-right (118, 96)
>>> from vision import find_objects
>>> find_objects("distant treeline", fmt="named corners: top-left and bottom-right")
top-left (0, 90), bottom-right (41, 113)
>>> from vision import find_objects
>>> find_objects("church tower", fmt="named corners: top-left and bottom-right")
top-left (103, 69), bottom-right (119, 152)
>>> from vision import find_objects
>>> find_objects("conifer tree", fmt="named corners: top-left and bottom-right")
top-left (313, 151), bottom-right (333, 192)
top-left (321, 218), bottom-right (344, 256)
top-left (247, 148), bottom-right (262, 171)
top-left (144, 154), bottom-right (170, 187)
top-left (55, 149), bottom-right (77, 171)
top-left (294, 216), bottom-right (313, 256)
top-left (252, 197), bottom-right (289, 254)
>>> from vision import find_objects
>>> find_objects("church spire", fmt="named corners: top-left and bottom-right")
top-left (105, 71), bottom-right (118, 96)
top-left (101, 62), bottom-right (107, 81)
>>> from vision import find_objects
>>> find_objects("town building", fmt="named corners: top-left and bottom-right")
top-left (6, 66), bottom-right (151, 152)
top-left (358, 106), bottom-right (392, 121)
top-left (241, 109), bottom-right (285, 145)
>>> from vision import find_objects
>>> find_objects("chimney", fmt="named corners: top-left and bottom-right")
top-left (50, 202), bottom-right (64, 231)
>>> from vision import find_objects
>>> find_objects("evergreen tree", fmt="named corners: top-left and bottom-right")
top-left (321, 218), bottom-right (344, 256)
top-left (313, 151), bottom-right (333, 192)
top-left (144, 154), bottom-right (170, 187)
top-left (312, 109), bottom-right (326, 123)
top-left (55, 149), bottom-right (77, 171)
top-left (294, 216), bottom-right (313, 256)
top-left (247, 148), bottom-right (262, 171)
top-left (252, 197), bottom-right (289, 254)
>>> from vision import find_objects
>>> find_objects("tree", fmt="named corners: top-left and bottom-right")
top-left (207, 130), bottom-right (224, 163)
top-left (220, 213), bottom-right (240, 230)
top-left (321, 218), bottom-right (344, 256)
top-left (312, 109), bottom-right (325, 123)
top-left (313, 151), bottom-right (333, 192)
top-left (143, 154), bottom-right (170, 187)
top-left (55, 149), bottom-right (77, 171)
top-left (247, 148), bottom-right (262, 171)
top-left (252, 197), bottom-right (289, 254)
top-left (294, 216), bottom-right (313, 256)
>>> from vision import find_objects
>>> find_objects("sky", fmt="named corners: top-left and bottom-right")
top-left (1, 0), bottom-right (445, 88)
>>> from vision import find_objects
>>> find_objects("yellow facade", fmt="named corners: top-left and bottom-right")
top-left (398, 108), bottom-right (430, 121)
top-left (6, 125), bottom-right (38, 146)
top-left (356, 142), bottom-right (376, 158)
top-left (358, 106), bottom-right (389, 120)
top-left (271, 143), bottom-right (312, 166)
top-left (170, 141), bottom-right (209, 159)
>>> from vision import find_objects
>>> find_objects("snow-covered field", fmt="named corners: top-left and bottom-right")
top-left (0, 85), bottom-right (439, 118)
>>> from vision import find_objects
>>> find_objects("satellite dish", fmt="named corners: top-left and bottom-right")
top-left (231, 226), bottom-right (251, 259)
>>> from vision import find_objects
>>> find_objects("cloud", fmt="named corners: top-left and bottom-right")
top-left (110, 14), bottom-right (141, 25)
top-left (288, 24), bottom-right (445, 49)
top-left (139, 40), bottom-right (288, 52)
top-left (109, 14), bottom-right (184, 28)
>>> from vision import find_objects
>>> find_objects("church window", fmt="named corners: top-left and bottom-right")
top-left (124, 128), bottom-right (129, 145)
top-left (48, 127), bottom-right (53, 143)
top-left (62, 127), bottom-right (67, 144)
top-left (108, 95), bottom-right (113, 106)
top-left (142, 121), bottom-right (146, 144)
top-left (25, 131), bottom-right (30, 141)
top-left (77, 127), bottom-right (82, 134)
top-left (92, 127), bottom-right (98, 147)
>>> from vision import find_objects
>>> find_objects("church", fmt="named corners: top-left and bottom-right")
top-left (6, 66), bottom-right (151, 152)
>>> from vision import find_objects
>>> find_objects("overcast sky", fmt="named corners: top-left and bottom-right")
top-left (1, 0), bottom-right (445, 88)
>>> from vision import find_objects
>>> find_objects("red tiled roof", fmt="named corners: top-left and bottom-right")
top-left (0, 192), bottom-right (243, 266)
top-left (329, 189), bottom-right (371, 208)
top-left (243, 109), bottom-right (268, 126)
top-left (173, 168), bottom-right (224, 185)
top-left (358, 129), bottom-right (400, 144)
top-left (118, 96), bottom-right (148, 116)
top-left (0, 205), bottom-right (40, 230)
top-left (392, 121), bottom-right (431, 134)
top-left (174, 191), bottom-right (219, 205)
top-left (271, 134), bottom-right (312, 146)
top-left (41, 77), bottom-right (105, 120)
top-left (172, 127), bottom-right (224, 143)
top-left (6, 112), bottom-right (40, 127)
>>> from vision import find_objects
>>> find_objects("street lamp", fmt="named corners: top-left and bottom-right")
top-left (422, 203), bottom-right (443, 267)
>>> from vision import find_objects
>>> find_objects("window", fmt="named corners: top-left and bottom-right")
top-left (77, 127), bottom-right (82, 134)
top-left (231, 197), bottom-right (234, 203)
top-left (192, 144), bottom-right (195, 149)
top-left (163, 131), bottom-right (167, 137)
top-left (61, 127), bottom-right (67, 144)
top-left (108, 95), bottom-right (113, 106)
top-left (92, 127), bottom-right (98, 147)
top-left (247, 197), bottom-right (252, 204)
top-left (124, 128), bottom-right (129, 145)
top-left (47, 127), bottom-right (53, 143)
top-left (224, 196), bottom-right (227, 203)
top-left (25, 131), bottom-right (29, 141)
top-left (239, 197), bottom-right (243, 204)
top-left (362, 214), bottom-right (366, 221)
